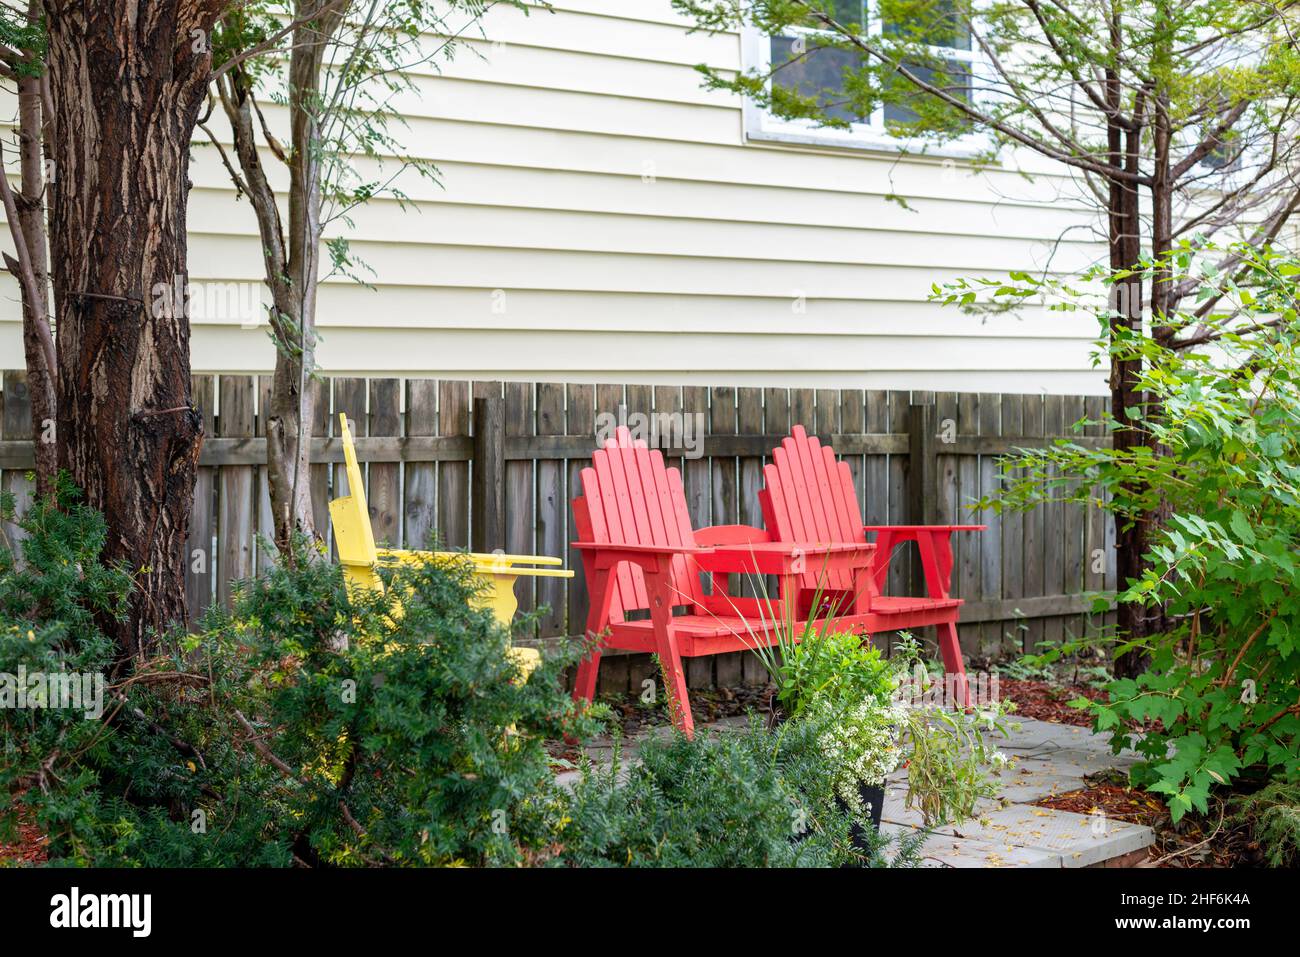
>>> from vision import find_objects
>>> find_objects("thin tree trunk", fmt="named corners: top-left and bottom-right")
top-left (45, 0), bottom-right (224, 656)
top-left (3, 64), bottom-right (56, 493)
top-left (0, 1), bottom-right (56, 493)
top-left (218, 1), bottom-right (343, 553)
top-left (1101, 16), bottom-right (1155, 678)
top-left (1108, 120), bottom-right (1157, 679)
top-left (266, 6), bottom-right (334, 552)
top-left (15, 64), bottom-right (55, 494)
top-left (218, 62), bottom-right (315, 552)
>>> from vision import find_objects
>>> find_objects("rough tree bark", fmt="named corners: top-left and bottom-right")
top-left (44, 0), bottom-right (226, 657)
top-left (1107, 145), bottom-right (1156, 677)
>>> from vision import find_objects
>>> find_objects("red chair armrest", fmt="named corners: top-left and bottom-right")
top-left (571, 542), bottom-right (710, 554)
top-left (861, 524), bottom-right (986, 533)
top-left (571, 541), bottom-right (711, 571)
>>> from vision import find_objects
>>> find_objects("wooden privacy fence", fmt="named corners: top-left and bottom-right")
top-left (0, 371), bottom-right (1116, 693)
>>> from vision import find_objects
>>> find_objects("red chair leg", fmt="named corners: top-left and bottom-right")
top-left (573, 571), bottom-right (614, 706)
top-left (647, 567), bottom-right (694, 738)
top-left (936, 620), bottom-right (971, 708)
top-left (573, 651), bottom-right (602, 705)
top-left (654, 633), bottom-right (694, 738)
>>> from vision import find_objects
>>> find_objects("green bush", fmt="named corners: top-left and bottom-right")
top-left (0, 477), bottom-right (286, 866)
top-left (553, 718), bottom-right (922, 868)
top-left (199, 538), bottom-right (597, 866)
top-left (1230, 781), bottom-right (1300, 867)
top-left (1, 478), bottom-right (596, 866)
top-left (962, 245), bottom-right (1300, 821)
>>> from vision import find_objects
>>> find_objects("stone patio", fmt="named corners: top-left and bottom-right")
top-left (558, 714), bottom-right (1155, 868)
top-left (883, 717), bottom-right (1153, 867)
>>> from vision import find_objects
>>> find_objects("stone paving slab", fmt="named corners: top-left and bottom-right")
top-left (993, 756), bottom-right (1104, 800)
top-left (988, 717), bottom-right (1142, 756)
top-left (1015, 751), bottom-right (1142, 776)
top-left (882, 822), bottom-right (1062, 868)
top-left (926, 804), bottom-right (1153, 868)
top-left (881, 717), bottom-right (1155, 868)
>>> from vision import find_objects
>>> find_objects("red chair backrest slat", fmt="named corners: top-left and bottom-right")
top-left (760, 425), bottom-right (866, 591)
top-left (573, 427), bottom-right (704, 627)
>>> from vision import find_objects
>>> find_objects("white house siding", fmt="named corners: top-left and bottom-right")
top-left (0, 0), bottom-right (1111, 394)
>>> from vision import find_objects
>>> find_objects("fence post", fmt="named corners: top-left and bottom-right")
top-left (472, 395), bottom-right (505, 552)
top-left (908, 401), bottom-right (939, 526)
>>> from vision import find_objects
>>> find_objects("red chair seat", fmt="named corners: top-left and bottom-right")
top-left (606, 613), bottom-right (870, 658)
top-left (871, 595), bottom-right (962, 614)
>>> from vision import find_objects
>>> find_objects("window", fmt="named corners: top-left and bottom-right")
top-left (1199, 144), bottom-right (1241, 173)
top-left (743, 1), bottom-right (989, 155)
top-left (1197, 134), bottom-right (1243, 174)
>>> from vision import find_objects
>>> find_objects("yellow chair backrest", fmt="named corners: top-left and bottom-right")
top-left (328, 413), bottom-right (385, 595)
top-left (325, 413), bottom-right (558, 679)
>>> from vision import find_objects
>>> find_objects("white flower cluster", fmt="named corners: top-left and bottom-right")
top-left (812, 699), bottom-right (907, 817)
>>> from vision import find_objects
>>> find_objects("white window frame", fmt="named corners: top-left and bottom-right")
top-left (741, 2), bottom-right (995, 159)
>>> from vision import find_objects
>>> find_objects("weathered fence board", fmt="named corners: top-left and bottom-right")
top-left (217, 375), bottom-right (254, 609)
top-left (536, 381), bottom-right (567, 639)
top-left (0, 372), bottom-right (1118, 684)
top-left (187, 375), bottom-right (216, 622)
top-left (404, 378), bottom-right (438, 552)
top-left (1, 370), bottom-right (34, 555)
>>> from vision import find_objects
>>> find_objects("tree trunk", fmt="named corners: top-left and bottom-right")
top-left (1107, 116), bottom-right (1156, 679)
top-left (45, 1), bottom-right (224, 657)
top-left (218, 62), bottom-right (316, 553)
top-left (218, 1), bottom-right (342, 553)
top-left (266, 6), bottom-right (335, 553)
top-left (15, 65), bottom-right (56, 495)
top-left (0, 1), bottom-right (57, 493)
top-left (17, 68), bottom-right (56, 496)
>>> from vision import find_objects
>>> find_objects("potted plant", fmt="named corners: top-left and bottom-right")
top-left (737, 585), bottom-right (1013, 842)
top-left (738, 593), bottom-right (904, 845)
top-left (890, 649), bottom-right (1013, 827)
top-left (805, 696), bottom-right (901, 844)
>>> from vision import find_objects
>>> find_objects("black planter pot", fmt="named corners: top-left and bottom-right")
top-left (859, 782), bottom-right (885, 831)
top-left (839, 781), bottom-right (885, 854)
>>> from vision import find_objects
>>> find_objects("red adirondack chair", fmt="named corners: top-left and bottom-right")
top-left (759, 425), bottom-right (984, 705)
top-left (571, 427), bottom-right (877, 736)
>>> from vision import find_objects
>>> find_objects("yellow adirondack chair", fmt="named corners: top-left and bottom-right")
top-left (327, 413), bottom-right (572, 677)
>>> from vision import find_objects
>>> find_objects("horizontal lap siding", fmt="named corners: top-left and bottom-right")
top-left (0, 3), bottom-right (1107, 394)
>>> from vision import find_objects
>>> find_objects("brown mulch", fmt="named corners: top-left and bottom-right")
top-left (546, 684), bottom-right (778, 765)
top-left (604, 684), bottom-right (777, 737)
top-left (1034, 772), bottom-right (1268, 867)
top-left (998, 677), bottom-right (1102, 727)
top-left (588, 676), bottom-right (1108, 736)
top-left (0, 795), bottom-right (48, 867)
top-left (1037, 780), bottom-right (1166, 827)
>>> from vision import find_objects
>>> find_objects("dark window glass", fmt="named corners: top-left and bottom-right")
top-left (801, 1), bottom-right (866, 27)
top-left (882, 60), bottom-right (972, 126)
top-left (1201, 140), bottom-right (1240, 172)
top-left (882, 0), bottom-right (971, 51)
top-left (770, 36), bottom-right (869, 124)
